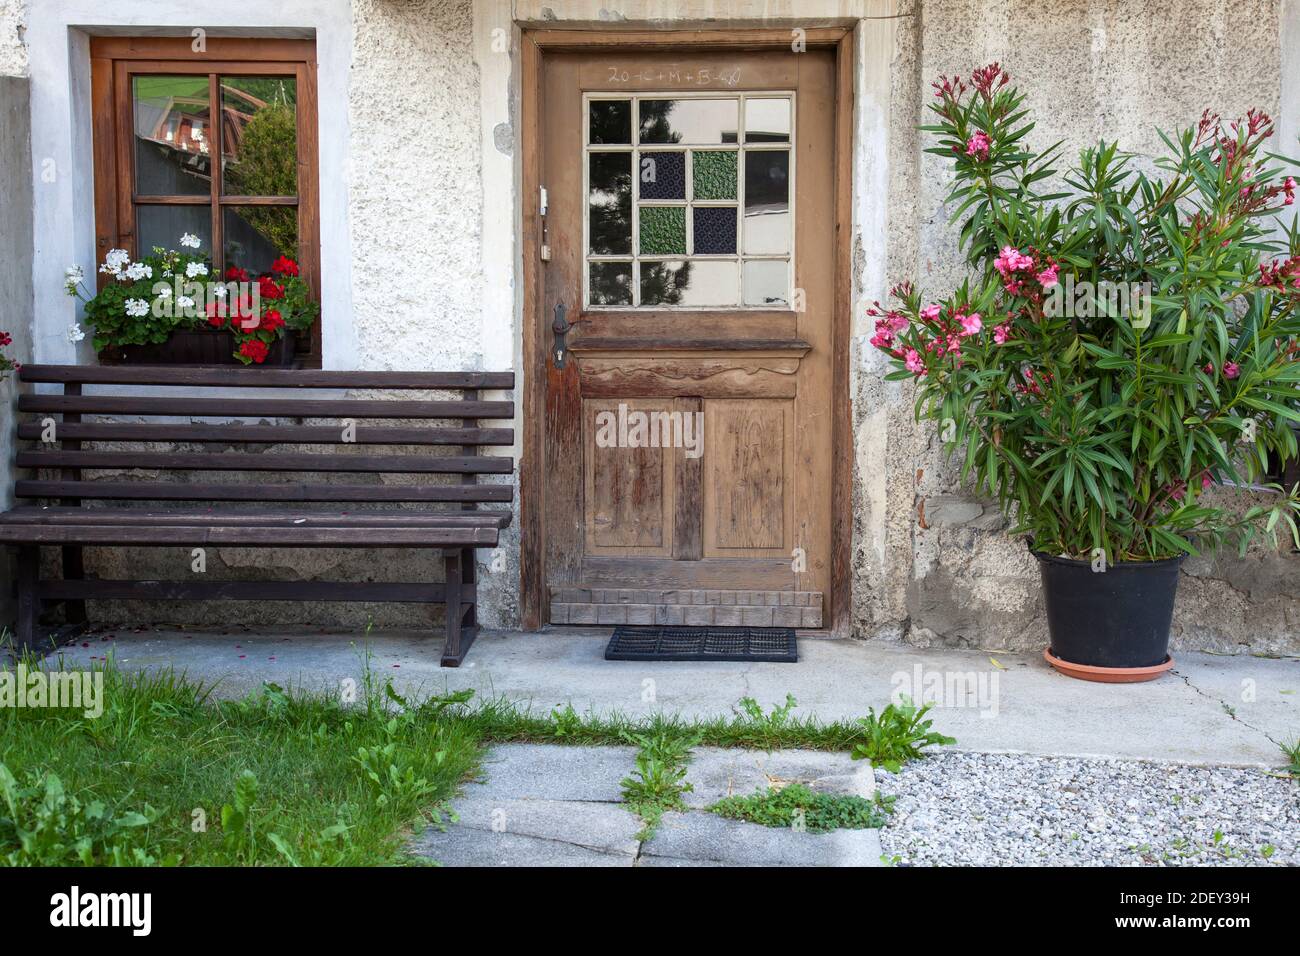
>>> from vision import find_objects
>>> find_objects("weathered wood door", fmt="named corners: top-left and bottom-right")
top-left (539, 48), bottom-right (837, 629)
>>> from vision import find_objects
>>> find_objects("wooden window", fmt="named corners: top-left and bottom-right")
top-left (90, 37), bottom-right (321, 365)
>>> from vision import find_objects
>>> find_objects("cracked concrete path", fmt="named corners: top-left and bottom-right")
top-left (408, 743), bottom-right (882, 867)
top-left (46, 626), bottom-right (1300, 766)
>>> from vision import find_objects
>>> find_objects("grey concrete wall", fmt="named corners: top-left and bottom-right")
top-left (0, 73), bottom-right (33, 634)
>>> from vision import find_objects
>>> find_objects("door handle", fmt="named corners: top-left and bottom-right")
top-left (551, 302), bottom-right (572, 369)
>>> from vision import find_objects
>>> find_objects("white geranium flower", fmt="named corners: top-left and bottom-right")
top-left (179, 233), bottom-right (201, 249)
top-left (125, 261), bottom-right (152, 281)
top-left (66, 322), bottom-right (85, 343)
top-left (176, 295), bottom-right (195, 311)
top-left (184, 261), bottom-right (208, 278)
top-left (156, 284), bottom-right (172, 298)
top-left (99, 248), bottom-right (129, 276)
top-left (212, 285), bottom-right (227, 298)
top-left (124, 298), bottom-right (150, 317)
top-left (65, 264), bottom-right (84, 283)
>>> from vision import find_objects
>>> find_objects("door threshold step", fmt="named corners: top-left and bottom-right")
top-left (552, 601), bottom-right (821, 628)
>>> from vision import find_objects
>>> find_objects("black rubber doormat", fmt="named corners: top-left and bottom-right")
top-left (604, 626), bottom-right (797, 663)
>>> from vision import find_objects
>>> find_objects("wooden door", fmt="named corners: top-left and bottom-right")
top-left (538, 48), bottom-right (837, 629)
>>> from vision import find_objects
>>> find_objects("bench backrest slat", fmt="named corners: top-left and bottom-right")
top-left (15, 365), bottom-right (516, 511)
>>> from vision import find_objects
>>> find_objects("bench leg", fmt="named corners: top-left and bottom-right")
top-left (14, 545), bottom-right (40, 651)
top-left (440, 548), bottom-right (478, 668)
top-left (61, 545), bottom-right (88, 627)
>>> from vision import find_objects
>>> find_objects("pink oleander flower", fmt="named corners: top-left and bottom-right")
top-left (1036, 266), bottom-right (1059, 289)
top-left (1285, 176), bottom-right (1296, 205)
top-left (1201, 472), bottom-right (1214, 492)
top-left (994, 321), bottom-right (1012, 344)
top-left (958, 311), bottom-right (983, 336)
top-left (920, 303), bottom-right (942, 322)
top-left (994, 246), bottom-right (1035, 278)
top-left (886, 311), bottom-right (910, 332)
top-left (1203, 361), bottom-right (1215, 375)
top-left (1223, 361), bottom-right (1240, 379)
top-left (965, 131), bottom-right (991, 162)
top-left (904, 348), bottom-right (925, 374)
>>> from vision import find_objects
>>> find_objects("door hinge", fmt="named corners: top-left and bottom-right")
top-left (539, 186), bottom-right (549, 217)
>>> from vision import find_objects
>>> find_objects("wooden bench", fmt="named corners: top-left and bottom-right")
top-left (1, 365), bottom-right (515, 666)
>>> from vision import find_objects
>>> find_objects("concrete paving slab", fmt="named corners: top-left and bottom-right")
top-left (642, 811), bottom-right (882, 867)
top-left (465, 743), bottom-right (635, 803)
top-left (682, 747), bottom-right (875, 809)
top-left (44, 626), bottom-right (1300, 765)
top-left (429, 798), bottom-right (641, 857)
top-left (412, 826), bottom-right (635, 867)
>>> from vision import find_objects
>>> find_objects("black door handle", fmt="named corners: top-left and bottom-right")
top-left (552, 302), bottom-right (571, 369)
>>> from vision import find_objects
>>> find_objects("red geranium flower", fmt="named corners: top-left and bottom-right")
top-left (271, 256), bottom-right (299, 277)
top-left (258, 276), bottom-right (285, 300)
top-left (261, 309), bottom-right (284, 333)
top-left (225, 266), bottom-right (249, 282)
top-left (239, 339), bottom-right (270, 364)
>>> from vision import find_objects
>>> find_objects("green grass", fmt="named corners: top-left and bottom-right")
top-left (708, 783), bottom-right (893, 832)
top-left (0, 654), bottom-right (480, 866)
top-left (1282, 738), bottom-right (1300, 777)
top-left (0, 645), bottom-right (956, 865)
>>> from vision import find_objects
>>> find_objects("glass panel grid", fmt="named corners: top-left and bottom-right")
top-left (584, 92), bottom-right (794, 310)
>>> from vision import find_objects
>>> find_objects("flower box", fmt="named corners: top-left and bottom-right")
top-left (98, 328), bottom-right (298, 367)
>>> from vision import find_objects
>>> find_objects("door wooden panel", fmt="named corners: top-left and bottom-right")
top-left (537, 45), bottom-right (838, 627)
top-left (705, 399), bottom-right (792, 556)
top-left (583, 398), bottom-right (673, 556)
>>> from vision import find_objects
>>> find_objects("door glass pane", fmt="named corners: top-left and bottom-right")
top-left (589, 262), bottom-right (633, 306)
top-left (693, 207), bottom-right (736, 255)
top-left (221, 76), bottom-right (298, 196)
top-left (638, 99), bottom-right (739, 145)
top-left (133, 75), bottom-right (212, 196)
top-left (640, 260), bottom-right (738, 307)
top-left (223, 206), bottom-right (299, 277)
top-left (589, 99), bottom-right (631, 144)
top-left (743, 259), bottom-right (789, 306)
top-left (639, 151), bottom-right (685, 200)
top-left (744, 98), bottom-right (791, 143)
top-left (589, 152), bottom-right (632, 255)
top-left (136, 205), bottom-right (213, 257)
top-left (743, 150), bottom-right (790, 255)
top-left (692, 150), bottom-right (737, 200)
top-left (639, 206), bottom-right (686, 256)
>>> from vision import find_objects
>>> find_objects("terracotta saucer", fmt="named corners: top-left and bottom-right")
top-left (1043, 648), bottom-right (1174, 683)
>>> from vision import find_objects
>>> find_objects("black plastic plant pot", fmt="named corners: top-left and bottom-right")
top-left (1033, 549), bottom-right (1185, 672)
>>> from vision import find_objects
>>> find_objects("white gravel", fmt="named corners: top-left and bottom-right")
top-left (876, 751), bottom-right (1300, 866)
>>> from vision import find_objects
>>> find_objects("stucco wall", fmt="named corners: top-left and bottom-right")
top-left (0, 73), bottom-right (32, 637)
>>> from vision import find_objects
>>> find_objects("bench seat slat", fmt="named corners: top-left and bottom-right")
top-left (19, 395), bottom-right (515, 420)
top-left (39, 580), bottom-right (476, 603)
top-left (0, 506), bottom-right (512, 529)
top-left (17, 422), bottom-right (514, 445)
top-left (18, 450), bottom-right (514, 475)
top-left (15, 480), bottom-right (513, 503)
top-left (0, 524), bottom-right (500, 547)
top-left (19, 364), bottom-right (515, 390)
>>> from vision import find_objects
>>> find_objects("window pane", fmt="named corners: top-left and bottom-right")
top-left (639, 151), bottom-right (685, 200)
top-left (743, 259), bottom-right (789, 306)
top-left (224, 206), bottom-right (298, 277)
top-left (133, 75), bottom-right (211, 196)
top-left (744, 98), bottom-right (791, 143)
top-left (640, 260), bottom-right (737, 307)
top-left (221, 76), bottom-right (298, 196)
top-left (692, 150), bottom-right (737, 200)
top-left (589, 100), bottom-right (631, 145)
top-left (639, 206), bottom-right (686, 256)
top-left (589, 262), bottom-right (633, 306)
top-left (137, 205), bottom-right (213, 257)
top-left (589, 152), bottom-right (632, 255)
top-left (693, 206), bottom-right (736, 255)
top-left (744, 150), bottom-right (790, 255)
top-left (639, 99), bottom-right (738, 145)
